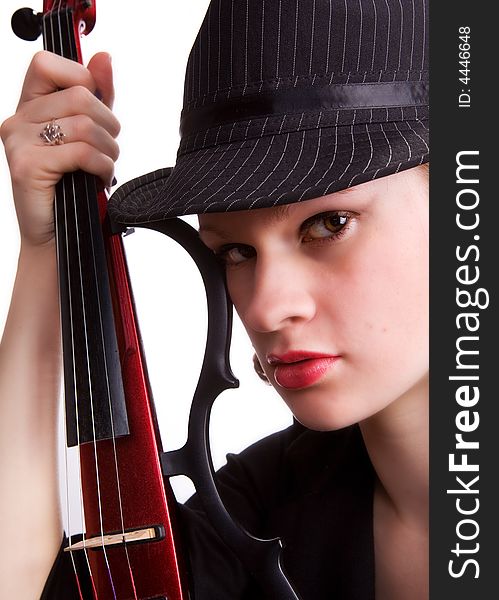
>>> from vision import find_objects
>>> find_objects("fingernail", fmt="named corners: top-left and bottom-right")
top-left (105, 176), bottom-right (117, 192)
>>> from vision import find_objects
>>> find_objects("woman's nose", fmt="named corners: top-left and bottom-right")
top-left (239, 254), bottom-right (316, 333)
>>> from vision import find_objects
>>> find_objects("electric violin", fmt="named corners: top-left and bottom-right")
top-left (12, 3), bottom-right (300, 598)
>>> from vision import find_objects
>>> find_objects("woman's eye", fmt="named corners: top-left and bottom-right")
top-left (301, 211), bottom-right (354, 242)
top-left (216, 244), bottom-right (255, 266)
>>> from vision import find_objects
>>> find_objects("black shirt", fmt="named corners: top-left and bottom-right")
top-left (42, 423), bottom-right (375, 599)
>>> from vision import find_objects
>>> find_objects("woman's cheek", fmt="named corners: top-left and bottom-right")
top-left (341, 237), bottom-right (427, 362)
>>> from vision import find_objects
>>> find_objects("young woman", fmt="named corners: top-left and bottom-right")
top-left (0, 0), bottom-right (429, 598)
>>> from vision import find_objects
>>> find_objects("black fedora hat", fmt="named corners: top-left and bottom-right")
top-left (109, 0), bottom-right (429, 225)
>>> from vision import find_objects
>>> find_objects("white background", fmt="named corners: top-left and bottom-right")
top-left (0, 0), bottom-right (291, 514)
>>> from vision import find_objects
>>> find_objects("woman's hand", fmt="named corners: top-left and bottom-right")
top-left (0, 50), bottom-right (120, 248)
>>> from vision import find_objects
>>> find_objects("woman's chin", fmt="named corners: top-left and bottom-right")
top-left (288, 402), bottom-right (362, 432)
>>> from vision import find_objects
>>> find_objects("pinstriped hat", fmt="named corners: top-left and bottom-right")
top-left (109, 0), bottom-right (429, 225)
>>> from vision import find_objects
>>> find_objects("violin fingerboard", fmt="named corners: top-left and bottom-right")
top-left (55, 171), bottom-right (129, 446)
top-left (43, 8), bottom-right (129, 446)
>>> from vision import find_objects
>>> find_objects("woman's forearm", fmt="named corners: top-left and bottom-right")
top-left (0, 240), bottom-right (63, 599)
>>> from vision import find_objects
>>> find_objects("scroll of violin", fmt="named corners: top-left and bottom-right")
top-left (12, 3), bottom-right (189, 598)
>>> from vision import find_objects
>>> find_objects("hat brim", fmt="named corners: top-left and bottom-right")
top-left (108, 119), bottom-right (428, 225)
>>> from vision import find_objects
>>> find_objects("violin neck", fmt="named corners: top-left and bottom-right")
top-left (43, 9), bottom-right (129, 446)
top-left (54, 173), bottom-right (129, 446)
top-left (43, 5), bottom-right (81, 62)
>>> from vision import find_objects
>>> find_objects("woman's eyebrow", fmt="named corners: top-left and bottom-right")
top-left (198, 204), bottom-right (292, 239)
top-left (198, 224), bottom-right (232, 240)
top-left (198, 189), bottom-right (363, 239)
top-left (325, 186), bottom-right (365, 203)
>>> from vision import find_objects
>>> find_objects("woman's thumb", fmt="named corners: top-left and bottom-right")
top-left (87, 52), bottom-right (114, 108)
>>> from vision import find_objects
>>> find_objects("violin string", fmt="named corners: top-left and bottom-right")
top-left (52, 4), bottom-right (113, 598)
top-left (54, 158), bottom-right (85, 600)
top-left (59, 30), bottom-right (118, 600)
top-left (60, 6), bottom-right (138, 597)
top-left (60, 184), bottom-right (99, 600)
top-left (66, 160), bottom-right (117, 600)
top-left (46, 6), bottom-right (96, 598)
top-left (42, 9), bottom-right (97, 600)
top-left (81, 174), bottom-right (139, 599)
top-left (51, 9), bottom-right (100, 600)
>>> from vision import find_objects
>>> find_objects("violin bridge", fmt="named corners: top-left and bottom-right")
top-left (64, 526), bottom-right (164, 552)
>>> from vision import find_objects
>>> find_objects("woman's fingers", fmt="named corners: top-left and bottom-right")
top-left (17, 51), bottom-right (119, 137)
top-left (19, 51), bottom-right (98, 104)
top-left (18, 85), bottom-right (120, 138)
top-left (6, 139), bottom-right (116, 192)
top-left (52, 114), bottom-right (120, 162)
top-left (34, 113), bottom-right (120, 160)
top-left (49, 142), bottom-right (117, 187)
top-left (5, 128), bottom-right (117, 189)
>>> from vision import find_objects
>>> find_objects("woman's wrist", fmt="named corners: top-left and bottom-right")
top-left (2, 237), bottom-right (60, 352)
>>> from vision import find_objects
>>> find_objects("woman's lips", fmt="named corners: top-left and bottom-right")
top-left (268, 352), bottom-right (340, 390)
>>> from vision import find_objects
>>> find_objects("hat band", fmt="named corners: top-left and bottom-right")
top-left (180, 80), bottom-right (428, 138)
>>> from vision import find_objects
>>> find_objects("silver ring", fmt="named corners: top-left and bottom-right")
top-left (39, 120), bottom-right (65, 145)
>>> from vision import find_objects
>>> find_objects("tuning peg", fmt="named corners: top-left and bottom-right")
top-left (11, 7), bottom-right (42, 41)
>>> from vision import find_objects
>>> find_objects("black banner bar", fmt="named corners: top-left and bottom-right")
top-left (431, 3), bottom-right (497, 598)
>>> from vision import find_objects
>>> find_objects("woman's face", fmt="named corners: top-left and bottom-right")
top-left (198, 168), bottom-right (429, 431)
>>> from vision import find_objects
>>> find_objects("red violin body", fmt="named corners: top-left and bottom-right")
top-left (77, 225), bottom-right (189, 599)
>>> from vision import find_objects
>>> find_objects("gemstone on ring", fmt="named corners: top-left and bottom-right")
top-left (39, 120), bottom-right (65, 145)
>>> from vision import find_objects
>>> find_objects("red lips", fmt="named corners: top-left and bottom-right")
top-left (267, 351), bottom-right (340, 390)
